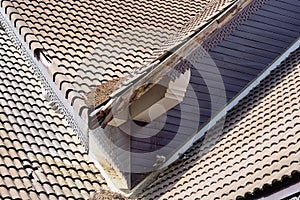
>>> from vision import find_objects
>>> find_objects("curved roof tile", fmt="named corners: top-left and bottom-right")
top-left (0, 25), bottom-right (110, 199)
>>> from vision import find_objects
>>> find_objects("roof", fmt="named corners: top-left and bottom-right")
top-left (2, 0), bottom-right (231, 120)
top-left (0, 0), bottom-right (237, 190)
top-left (0, 24), bottom-right (109, 199)
top-left (139, 45), bottom-right (300, 199)
top-left (1, 0), bottom-right (300, 198)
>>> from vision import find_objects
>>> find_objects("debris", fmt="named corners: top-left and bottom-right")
top-left (85, 78), bottom-right (122, 107)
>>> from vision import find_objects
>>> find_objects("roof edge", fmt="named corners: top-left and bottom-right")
top-left (0, 5), bottom-right (89, 149)
top-left (89, 151), bottom-right (129, 196)
top-left (258, 176), bottom-right (300, 200)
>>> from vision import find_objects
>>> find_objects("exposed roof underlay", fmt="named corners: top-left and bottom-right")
top-left (113, 0), bottom-right (300, 192)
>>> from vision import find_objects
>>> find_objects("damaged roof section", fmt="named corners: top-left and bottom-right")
top-left (0, 0), bottom-right (235, 132)
top-left (89, 0), bottom-right (236, 129)
top-left (4, 0), bottom-right (230, 122)
top-left (85, 78), bottom-right (123, 108)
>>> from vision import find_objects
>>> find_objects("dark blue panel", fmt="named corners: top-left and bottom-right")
top-left (129, 0), bottom-right (300, 185)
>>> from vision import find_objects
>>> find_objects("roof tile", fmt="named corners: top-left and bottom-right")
top-left (62, 186), bottom-right (74, 198)
top-left (38, 193), bottom-right (49, 200)
top-left (28, 192), bottom-right (40, 200)
top-left (19, 190), bottom-right (30, 200)
top-left (9, 188), bottom-right (22, 200)
top-left (52, 184), bottom-right (65, 197)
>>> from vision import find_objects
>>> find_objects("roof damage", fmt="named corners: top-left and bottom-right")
top-left (1, 0), bottom-right (300, 199)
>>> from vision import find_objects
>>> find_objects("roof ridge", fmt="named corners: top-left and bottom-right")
top-left (145, 0), bottom-right (233, 64)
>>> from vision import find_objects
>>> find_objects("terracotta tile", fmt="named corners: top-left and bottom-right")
top-left (0, 174), bottom-right (6, 188)
top-left (4, 177), bottom-right (15, 188)
top-left (74, 179), bottom-right (86, 190)
top-left (92, 182), bottom-right (104, 191)
top-left (40, 164), bottom-right (52, 175)
top-left (82, 180), bottom-right (94, 191)
top-left (80, 190), bottom-right (90, 200)
top-left (19, 190), bottom-right (30, 200)
top-left (52, 184), bottom-right (64, 197)
top-left (28, 191), bottom-right (40, 200)
top-left (26, 152), bottom-right (38, 163)
top-left (15, 168), bottom-right (27, 179)
top-left (49, 194), bottom-right (59, 200)
top-left (64, 177), bottom-right (76, 189)
top-left (0, 186), bottom-right (10, 198)
top-left (62, 186), bottom-right (74, 198)
top-left (0, 24), bottom-right (108, 198)
top-left (0, 147), bottom-right (9, 157)
top-left (35, 171), bottom-right (49, 184)
top-left (38, 193), bottom-right (49, 200)
top-left (71, 188), bottom-right (84, 199)
top-left (8, 168), bottom-right (19, 179)
top-left (3, 157), bottom-right (14, 168)
top-left (31, 181), bottom-right (45, 193)
top-left (14, 177), bottom-right (26, 189)
top-left (41, 146), bottom-right (52, 156)
top-left (46, 174), bottom-right (58, 185)
top-left (17, 150), bottom-right (28, 161)
top-left (42, 183), bottom-right (55, 195)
